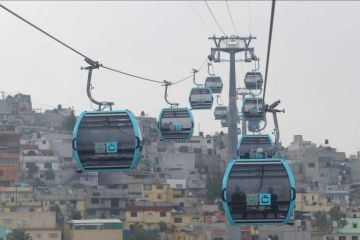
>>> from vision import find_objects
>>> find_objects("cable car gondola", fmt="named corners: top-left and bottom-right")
top-left (205, 76), bottom-right (223, 94)
top-left (189, 87), bottom-right (213, 110)
top-left (244, 72), bottom-right (263, 90)
top-left (158, 107), bottom-right (194, 140)
top-left (242, 97), bottom-right (265, 121)
top-left (72, 62), bottom-right (142, 172)
top-left (222, 158), bottom-right (296, 225)
top-left (158, 81), bottom-right (194, 140)
top-left (237, 135), bottom-right (275, 159)
top-left (204, 62), bottom-right (223, 94)
top-left (214, 106), bottom-right (228, 120)
top-left (73, 110), bottom-right (141, 172)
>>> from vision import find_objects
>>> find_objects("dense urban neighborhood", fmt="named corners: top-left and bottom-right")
top-left (0, 93), bottom-right (359, 240)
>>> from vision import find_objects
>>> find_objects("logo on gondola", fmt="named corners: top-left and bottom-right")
top-left (169, 124), bottom-right (183, 131)
top-left (95, 141), bottom-right (118, 154)
top-left (259, 193), bottom-right (271, 206)
top-left (246, 194), bottom-right (258, 206)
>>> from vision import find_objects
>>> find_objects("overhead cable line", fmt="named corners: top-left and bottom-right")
top-left (262, 0), bottom-right (276, 105)
top-left (0, 3), bottom-right (199, 86)
top-left (187, 1), bottom-right (215, 35)
top-left (225, 0), bottom-right (239, 36)
top-left (0, 4), bottom-right (94, 63)
top-left (204, 0), bottom-right (227, 36)
top-left (172, 57), bottom-right (208, 85)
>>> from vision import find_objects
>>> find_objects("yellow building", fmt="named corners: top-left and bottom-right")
top-left (41, 199), bottom-right (85, 218)
top-left (141, 183), bottom-right (169, 203)
top-left (296, 192), bottom-right (334, 213)
top-left (26, 228), bottom-right (61, 240)
top-left (0, 186), bottom-right (33, 203)
top-left (0, 211), bottom-right (56, 229)
top-left (171, 213), bottom-right (199, 230)
top-left (167, 231), bottom-right (206, 240)
top-left (125, 206), bottom-right (172, 231)
top-left (65, 219), bottom-right (123, 240)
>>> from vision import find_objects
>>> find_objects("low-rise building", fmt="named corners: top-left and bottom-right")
top-left (325, 218), bottom-right (360, 240)
top-left (26, 228), bottom-right (61, 240)
top-left (66, 219), bottom-right (123, 240)
top-left (296, 192), bottom-right (334, 213)
top-left (0, 211), bottom-right (56, 229)
top-left (124, 206), bottom-right (173, 232)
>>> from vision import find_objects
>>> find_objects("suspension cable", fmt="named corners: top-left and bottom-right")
top-left (0, 3), bottom-right (201, 87)
top-left (204, 0), bottom-right (227, 36)
top-left (262, 0), bottom-right (276, 105)
top-left (225, 0), bottom-right (238, 36)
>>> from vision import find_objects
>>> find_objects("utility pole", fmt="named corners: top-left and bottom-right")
top-left (209, 35), bottom-right (256, 161)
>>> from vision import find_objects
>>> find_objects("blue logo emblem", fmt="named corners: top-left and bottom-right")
top-left (175, 124), bottom-right (183, 131)
top-left (259, 193), bottom-right (271, 206)
top-left (106, 141), bottom-right (118, 153)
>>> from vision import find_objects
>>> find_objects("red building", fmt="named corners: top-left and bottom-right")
top-left (0, 127), bottom-right (20, 183)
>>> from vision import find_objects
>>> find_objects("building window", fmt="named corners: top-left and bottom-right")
top-left (0, 170), bottom-right (3, 176)
top-left (353, 223), bottom-right (358, 228)
top-left (160, 211), bottom-right (166, 217)
top-left (339, 236), bottom-right (346, 240)
top-left (90, 198), bottom-right (99, 204)
top-left (33, 233), bottom-right (43, 239)
top-left (3, 218), bottom-right (13, 224)
top-left (352, 236), bottom-right (359, 240)
top-left (157, 194), bottom-right (162, 199)
top-left (143, 184), bottom-right (152, 191)
top-left (130, 224), bottom-right (135, 230)
top-left (146, 212), bottom-right (154, 220)
top-left (207, 139), bottom-right (212, 144)
top-left (207, 149), bottom-right (212, 155)
top-left (193, 148), bottom-right (202, 154)
top-left (44, 162), bottom-right (52, 169)
top-left (308, 162), bottom-right (315, 168)
top-left (175, 184), bottom-right (183, 189)
top-left (48, 232), bottom-right (58, 238)
top-left (156, 185), bottom-right (163, 190)
top-left (131, 211), bottom-right (137, 217)
top-left (174, 218), bottom-right (182, 223)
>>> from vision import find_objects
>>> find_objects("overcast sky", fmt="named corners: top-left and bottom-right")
top-left (1, 1), bottom-right (360, 155)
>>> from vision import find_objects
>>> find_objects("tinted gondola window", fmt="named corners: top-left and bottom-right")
top-left (189, 88), bottom-right (213, 109)
top-left (159, 108), bottom-right (193, 139)
top-left (238, 135), bottom-right (274, 159)
top-left (244, 72), bottom-right (263, 90)
top-left (76, 112), bottom-right (136, 170)
top-left (226, 161), bottom-right (291, 223)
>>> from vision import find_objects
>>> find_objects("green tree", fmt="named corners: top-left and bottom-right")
top-left (329, 206), bottom-right (345, 222)
top-left (128, 224), bottom-right (158, 240)
top-left (61, 110), bottom-right (76, 131)
top-left (44, 168), bottom-right (55, 181)
top-left (50, 204), bottom-right (64, 228)
top-left (314, 211), bottom-right (329, 232)
top-left (206, 167), bottom-right (223, 203)
top-left (7, 229), bottom-right (32, 240)
top-left (27, 162), bottom-right (39, 179)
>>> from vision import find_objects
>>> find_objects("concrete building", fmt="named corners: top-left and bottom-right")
top-left (282, 135), bottom-right (346, 188)
top-left (296, 192), bottom-right (334, 213)
top-left (0, 126), bottom-right (20, 184)
top-left (66, 219), bottom-right (123, 240)
top-left (0, 211), bottom-right (56, 229)
top-left (125, 205), bottom-right (173, 232)
top-left (26, 228), bottom-right (61, 240)
top-left (325, 218), bottom-right (360, 240)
